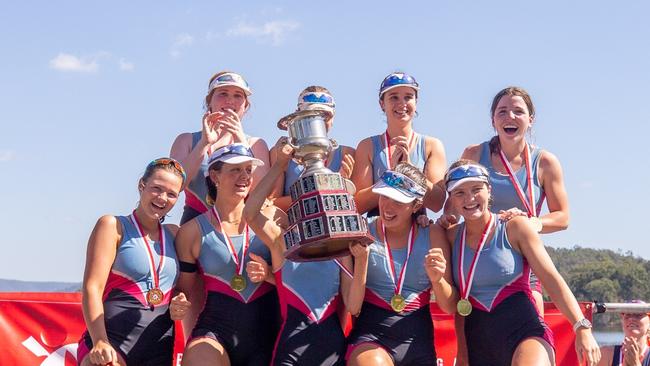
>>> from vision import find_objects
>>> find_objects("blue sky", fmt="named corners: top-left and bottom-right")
top-left (0, 1), bottom-right (648, 282)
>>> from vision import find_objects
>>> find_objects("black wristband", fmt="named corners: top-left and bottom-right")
top-left (179, 260), bottom-right (198, 273)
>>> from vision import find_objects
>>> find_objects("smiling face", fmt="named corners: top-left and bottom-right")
top-left (621, 313), bottom-right (650, 338)
top-left (380, 86), bottom-right (417, 125)
top-left (208, 85), bottom-right (249, 118)
top-left (138, 169), bottom-right (183, 221)
top-left (378, 195), bottom-right (419, 230)
top-left (210, 161), bottom-right (254, 199)
top-left (492, 95), bottom-right (534, 144)
top-left (449, 181), bottom-right (491, 221)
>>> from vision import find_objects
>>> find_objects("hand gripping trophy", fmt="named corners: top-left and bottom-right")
top-left (277, 108), bottom-right (374, 261)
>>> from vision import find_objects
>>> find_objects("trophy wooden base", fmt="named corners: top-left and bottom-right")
top-left (285, 231), bottom-right (375, 262)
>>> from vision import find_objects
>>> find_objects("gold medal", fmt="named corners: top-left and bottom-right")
top-left (390, 294), bottom-right (406, 313)
top-left (457, 298), bottom-right (472, 316)
top-left (230, 274), bottom-right (247, 292)
top-left (529, 217), bottom-right (543, 233)
top-left (131, 212), bottom-right (167, 308)
top-left (147, 288), bottom-right (164, 306)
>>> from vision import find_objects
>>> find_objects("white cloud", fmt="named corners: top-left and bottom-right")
top-left (0, 150), bottom-right (16, 162)
top-left (170, 33), bottom-right (194, 58)
top-left (118, 58), bottom-right (135, 71)
top-left (226, 20), bottom-right (300, 46)
top-left (49, 53), bottom-right (99, 73)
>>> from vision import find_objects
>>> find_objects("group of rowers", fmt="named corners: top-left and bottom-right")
top-left (76, 71), bottom-right (649, 366)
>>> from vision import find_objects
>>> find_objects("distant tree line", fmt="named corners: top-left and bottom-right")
top-left (546, 246), bottom-right (650, 328)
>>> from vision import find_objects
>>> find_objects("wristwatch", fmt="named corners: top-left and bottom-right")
top-left (572, 318), bottom-right (592, 332)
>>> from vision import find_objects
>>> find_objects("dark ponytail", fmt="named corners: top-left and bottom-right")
top-left (204, 161), bottom-right (224, 206)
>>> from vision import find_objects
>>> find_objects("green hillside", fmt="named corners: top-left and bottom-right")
top-left (546, 246), bottom-right (650, 327)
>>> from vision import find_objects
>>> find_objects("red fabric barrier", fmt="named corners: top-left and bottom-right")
top-left (0, 292), bottom-right (592, 365)
top-left (0, 293), bottom-right (184, 366)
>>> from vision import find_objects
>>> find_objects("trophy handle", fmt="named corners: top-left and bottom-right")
top-left (287, 138), bottom-right (299, 150)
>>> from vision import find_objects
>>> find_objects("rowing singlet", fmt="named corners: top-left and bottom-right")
top-left (190, 213), bottom-right (279, 365)
top-left (478, 141), bottom-right (545, 214)
top-left (181, 132), bottom-right (210, 223)
top-left (452, 217), bottom-right (553, 365)
top-left (371, 133), bottom-right (426, 184)
top-left (346, 217), bottom-right (436, 365)
top-left (78, 215), bottom-right (178, 365)
top-left (363, 216), bottom-right (431, 312)
top-left (368, 132), bottom-right (427, 217)
top-left (272, 259), bottom-right (346, 365)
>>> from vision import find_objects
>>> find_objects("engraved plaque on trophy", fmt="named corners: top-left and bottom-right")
top-left (278, 109), bottom-right (374, 261)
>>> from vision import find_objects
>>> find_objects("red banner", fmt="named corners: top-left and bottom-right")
top-left (0, 292), bottom-right (591, 366)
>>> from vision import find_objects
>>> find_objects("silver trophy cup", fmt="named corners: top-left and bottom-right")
top-left (278, 109), bottom-right (374, 262)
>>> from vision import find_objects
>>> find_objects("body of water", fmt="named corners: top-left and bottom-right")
top-left (594, 331), bottom-right (624, 346)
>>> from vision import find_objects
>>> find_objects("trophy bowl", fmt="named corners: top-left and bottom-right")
top-left (278, 109), bottom-right (338, 174)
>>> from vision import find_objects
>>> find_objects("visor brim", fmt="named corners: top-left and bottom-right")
top-left (372, 181), bottom-right (418, 204)
top-left (446, 177), bottom-right (489, 192)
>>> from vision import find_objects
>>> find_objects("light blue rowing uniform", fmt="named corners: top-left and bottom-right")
top-left (451, 215), bottom-right (530, 311)
top-left (194, 213), bottom-right (274, 302)
top-left (272, 259), bottom-right (346, 365)
top-left (346, 217), bottom-right (436, 365)
top-left (370, 133), bottom-right (427, 184)
top-left (451, 216), bottom-right (553, 365)
top-left (78, 215), bottom-right (178, 364)
top-left (190, 213), bottom-right (279, 365)
top-left (478, 141), bottom-right (545, 214)
top-left (363, 216), bottom-right (432, 312)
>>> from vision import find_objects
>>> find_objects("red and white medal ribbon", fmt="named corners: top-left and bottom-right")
top-left (381, 221), bottom-right (416, 299)
top-left (458, 214), bottom-right (494, 301)
top-left (498, 144), bottom-right (537, 217)
top-left (334, 258), bottom-right (353, 279)
top-left (384, 130), bottom-right (415, 170)
top-left (130, 211), bottom-right (165, 292)
top-left (212, 206), bottom-right (249, 277)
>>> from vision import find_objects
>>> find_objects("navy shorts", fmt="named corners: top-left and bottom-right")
top-left (77, 289), bottom-right (174, 365)
top-left (464, 291), bottom-right (554, 366)
top-left (346, 302), bottom-right (436, 366)
top-left (191, 290), bottom-right (280, 366)
top-left (272, 306), bottom-right (345, 366)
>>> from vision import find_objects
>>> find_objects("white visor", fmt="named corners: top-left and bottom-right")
top-left (445, 176), bottom-right (489, 192)
top-left (372, 180), bottom-right (419, 204)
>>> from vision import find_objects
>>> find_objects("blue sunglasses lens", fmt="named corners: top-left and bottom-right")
top-left (383, 171), bottom-right (404, 187)
top-left (302, 93), bottom-right (333, 105)
top-left (211, 145), bottom-right (253, 165)
top-left (380, 171), bottom-right (425, 197)
top-left (227, 145), bottom-right (253, 156)
top-left (215, 73), bottom-right (249, 88)
top-left (217, 74), bottom-right (234, 82)
top-left (381, 74), bottom-right (418, 90)
top-left (445, 165), bottom-right (488, 185)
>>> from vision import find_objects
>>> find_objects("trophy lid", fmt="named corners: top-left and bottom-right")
top-left (277, 108), bottom-right (333, 131)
